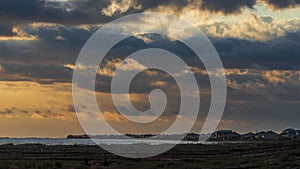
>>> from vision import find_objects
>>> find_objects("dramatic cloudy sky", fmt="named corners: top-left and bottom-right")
top-left (0, 0), bottom-right (300, 137)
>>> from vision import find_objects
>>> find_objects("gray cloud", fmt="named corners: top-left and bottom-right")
top-left (0, 24), bottom-right (14, 36)
top-left (0, 0), bottom-right (300, 130)
top-left (264, 0), bottom-right (300, 9)
top-left (0, 0), bottom-right (113, 25)
top-left (0, 63), bottom-right (73, 84)
top-left (0, 0), bottom-right (259, 30)
top-left (200, 0), bottom-right (256, 14)
top-left (221, 100), bottom-right (300, 132)
top-left (212, 31), bottom-right (300, 70)
top-left (0, 28), bottom-right (299, 93)
top-left (102, 0), bottom-right (257, 16)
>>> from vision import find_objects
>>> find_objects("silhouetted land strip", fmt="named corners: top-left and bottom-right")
top-left (66, 128), bottom-right (300, 141)
top-left (0, 141), bottom-right (300, 168)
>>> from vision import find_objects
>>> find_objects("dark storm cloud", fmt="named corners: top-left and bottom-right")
top-left (0, 0), bottom-right (258, 30)
top-left (0, 18), bottom-right (298, 111)
top-left (0, 63), bottom-right (73, 84)
top-left (200, 0), bottom-right (256, 14)
top-left (0, 24), bottom-right (14, 36)
top-left (102, 0), bottom-right (257, 15)
top-left (0, 25), bottom-right (94, 65)
top-left (264, 0), bottom-right (300, 9)
top-left (0, 0), bottom-right (112, 25)
top-left (212, 31), bottom-right (300, 70)
top-left (113, 0), bottom-right (190, 13)
top-left (1, 29), bottom-right (299, 90)
top-left (0, 24), bottom-right (96, 84)
top-left (98, 32), bottom-right (300, 71)
top-left (0, 0), bottom-right (298, 34)
top-left (0, 0), bottom-right (299, 134)
top-left (28, 24), bottom-right (95, 46)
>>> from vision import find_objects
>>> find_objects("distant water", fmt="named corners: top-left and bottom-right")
top-left (0, 138), bottom-right (215, 146)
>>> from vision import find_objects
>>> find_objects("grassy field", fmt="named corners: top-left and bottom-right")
top-left (0, 141), bottom-right (300, 169)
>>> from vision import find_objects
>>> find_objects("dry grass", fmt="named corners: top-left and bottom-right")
top-left (0, 141), bottom-right (300, 169)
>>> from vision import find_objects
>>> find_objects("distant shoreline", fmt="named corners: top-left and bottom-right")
top-left (65, 128), bottom-right (300, 142)
top-left (1, 128), bottom-right (299, 142)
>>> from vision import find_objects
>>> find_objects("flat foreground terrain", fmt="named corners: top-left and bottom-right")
top-left (0, 141), bottom-right (300, 169)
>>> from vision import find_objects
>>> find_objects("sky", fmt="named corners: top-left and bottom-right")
top-left (0, 0), bottom-right (300, 137)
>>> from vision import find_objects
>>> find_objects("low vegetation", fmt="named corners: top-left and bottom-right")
top-left (0, 141), bottom-right (300, 168)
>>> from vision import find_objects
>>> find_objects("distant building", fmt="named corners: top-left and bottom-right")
top-left (241, 132), bottom-right (255, 140)
top-left (67, 134), bottom-right (89, 139)
top-left (297, 130), bottom-right (300, 139)
top-left (209, 130), bottom-right (240, 141)
top-left (125, 134), bottom-right (157, 139)
top-left (183, 133), bottom-right (199, 141)
top-left (281, 128), bottom-right (298, 139)
top-left (208, 129), bottom-right (300, 142)
top-left (255, 131), bottom-right (279, 140)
